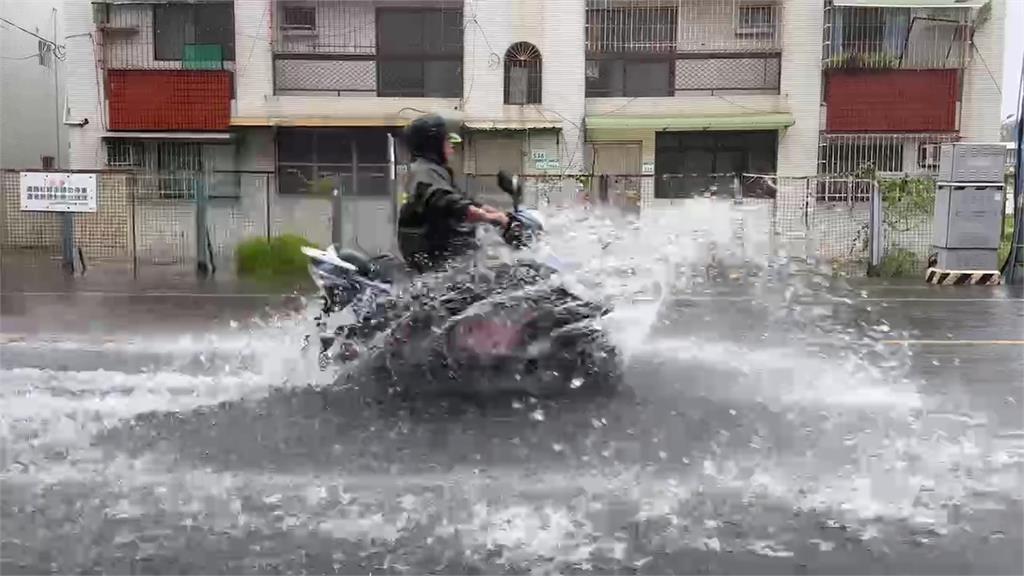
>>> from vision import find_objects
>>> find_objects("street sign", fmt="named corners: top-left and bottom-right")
top-left (20, 172), bottom-right (97, 212)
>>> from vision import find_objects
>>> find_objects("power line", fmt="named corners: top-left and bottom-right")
top-left (970, 39), bottom-right (1000, 95)
top-left (0, 16), bottom-right (66, 60)
top-left (0, 17), bottom-right (51, 44)
top-left (1, 53), bottom-right (42, 61)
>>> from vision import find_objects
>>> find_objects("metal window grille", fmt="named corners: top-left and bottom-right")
top-left (736, 5), bottom-right (776, 38)
top-left (272, 1), bottom-right (463, 96)
top-left (99, 1), bottom-right (235, 69)
top-left (104, 140), bottom-right (218, 199)
top-left (585, 1), bottom-right (782, 97)
top-left (585, 2), bottom-right (678, 54)
top-left (274, 0), bottom-right (376, 54)
top-left (106, 140), bottom-right (144, 168)
top-left (823, 4), bottom-right (971, 70)
top-left (504, 42), bottom-right (542, 105)
top-left (818, 133), bottom-right (960, 177)
top-left (156, 142), bottom-right (203, 197)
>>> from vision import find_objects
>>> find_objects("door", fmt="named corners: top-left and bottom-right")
top-left (469, 133), bottom-right (524, 207)
top-left (589, 142), bottom-right (642, 212)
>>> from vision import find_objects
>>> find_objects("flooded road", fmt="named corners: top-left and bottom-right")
top-left (2, 206), bottom-right (1022, 574)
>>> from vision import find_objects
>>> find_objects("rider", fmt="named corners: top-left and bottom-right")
top-left (397, 113), bottom-right (508, 273)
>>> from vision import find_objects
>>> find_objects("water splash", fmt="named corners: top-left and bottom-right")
top-left (2, 198), bottom-right (1021, 573)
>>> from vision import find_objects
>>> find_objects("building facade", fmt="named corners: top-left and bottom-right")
top-left (60, 0), bottom-right (1005, 253)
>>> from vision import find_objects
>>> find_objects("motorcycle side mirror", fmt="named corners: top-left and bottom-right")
top-left (496, 170), bottom-right (521, 209)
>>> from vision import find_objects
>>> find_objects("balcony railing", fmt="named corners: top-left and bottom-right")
top-left (96, 0), bottom-right (235, 71)
top-left (585, 0), bottom-right (782, 97)
top-left (94, 1), bottom-right (235, 131)
top-left (272, 0), bottom-right (463, 97)
top-left (822, 5), bottom-right (972, 70)
top-left (585, 0), bottom-right (783, 54)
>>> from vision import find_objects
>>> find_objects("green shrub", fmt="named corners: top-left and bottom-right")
top-left (236, 234), bottom-right (317, 279)
top-left (876, 248), bottom-right (921, 278)
top-left (824, 52), bottom-right (901, 70)
top-left (998, 214), bottom-right (1015, 266)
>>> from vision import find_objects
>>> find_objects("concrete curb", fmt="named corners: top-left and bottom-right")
top-left (925, 268), bottom-right (1001, 286)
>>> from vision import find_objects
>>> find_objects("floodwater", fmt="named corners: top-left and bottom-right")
top-left (2, 201), bottom-right (1022, 575)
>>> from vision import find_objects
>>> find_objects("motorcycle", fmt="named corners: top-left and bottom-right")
top-left (302, 171), bottom-right (622, 399)
top-left (300, 242), bottom-right (408, 368)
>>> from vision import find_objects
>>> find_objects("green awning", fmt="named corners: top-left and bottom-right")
top-left (585, 113), bottom-right (795, 132)
top-left (832, 0), bottom-right (986, 8)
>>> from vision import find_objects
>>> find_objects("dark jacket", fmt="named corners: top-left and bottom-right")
top-left (397, 157), bottom-right (480, 273)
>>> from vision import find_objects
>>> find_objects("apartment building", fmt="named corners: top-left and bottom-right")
top-left (818, 0), bottom-right (1004, 178)
top-left (60, 0), bottom-right (1005, 250)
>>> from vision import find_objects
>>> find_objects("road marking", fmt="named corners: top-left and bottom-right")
top-left (1, 291), bottom-right (293, 298)
top-left (3, 292), bottom-right (1021, 304)
top-left (862, 297), bottom-right (1024, 302)
top-left (664, 296), bottom-right (1022, 303)
top-left (881, 340), bottom-right (1024, 346)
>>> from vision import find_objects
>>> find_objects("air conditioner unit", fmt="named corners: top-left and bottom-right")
top-left (735, 21), bottom-right (774, 36)
top-left (281, 25), bottom-right (316, 36)
top-left (735, 5), bottom-right (776, 37)
top-left (919, 143), bottom-right (941, 168)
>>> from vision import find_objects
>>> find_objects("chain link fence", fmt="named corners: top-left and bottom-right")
top-left (2, 168), bottom-right (940, 281)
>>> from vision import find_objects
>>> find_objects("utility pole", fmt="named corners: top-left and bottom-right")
top-left (49, 7), bottom-right (74, 274)
top-left (1002, 57), bottom-right (1024, 285)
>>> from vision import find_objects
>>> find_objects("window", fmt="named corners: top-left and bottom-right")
top-left (917, 143), bottom-right (941, 169)
top-left (736, 5), bottom-right (776, 37)
top-left (654, 131), bottom-right (777, 198)
top-left (376, 8), bottom-right (462, 97)
top-left (585, 7), bottom-right (676, 98)
top-left (821, 142), bottom-right (904, 175)
top-left (504, 42), bottom-right (542, 105)
top-left (282, 5), bottom-right (316, 31)
top-left (839, 8), bottom-right (885, 55)
top-left (586, 8), bottom-right (677, 53)
top-left (156, 142), bottom-right (203, 197)
top-left (41, 156), bottom-right (55, 170)
top-left (586, 59), bottom-right (673, 97)
top-left (106, 140), bottom-right (144, 168)
top-left (277, 128), bottom-right (392, 196)
top-left (154, 2), bottom-right (235, 61)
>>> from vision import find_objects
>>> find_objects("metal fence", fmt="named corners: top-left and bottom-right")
top-left (0, 169), bottom-right (398, 281)
top-left (1, 169), bottom-right (941, 280)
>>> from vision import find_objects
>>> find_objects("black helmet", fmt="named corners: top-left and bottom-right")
top-left (402, 113), bottom-right (461, 163)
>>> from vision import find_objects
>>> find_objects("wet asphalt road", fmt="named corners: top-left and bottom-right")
top-left (1, 279), bottom-right (1022, 575)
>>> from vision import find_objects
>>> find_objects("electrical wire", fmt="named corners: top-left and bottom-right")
top-left (970, 39), bottom-right (1001, 95)
top-left (0, 16), bottom-right (66, 60)
top-left (239, 4), bottom-right (269, 77)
